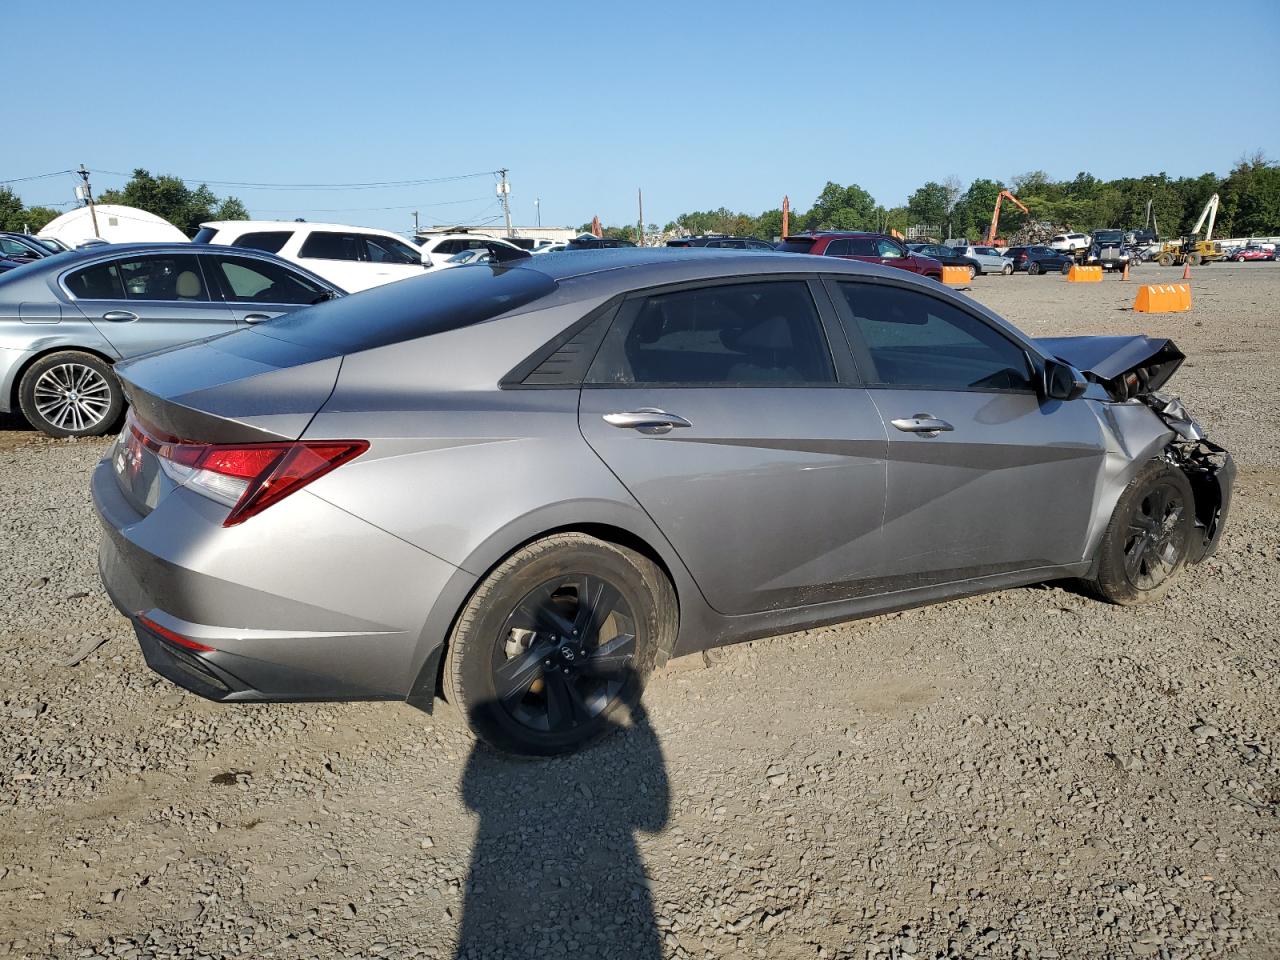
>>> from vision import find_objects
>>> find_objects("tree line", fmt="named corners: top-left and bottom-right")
top-left (590, 155), bottom-right (1280, 244)
top-left (0, 169), bottom-right (248, 237)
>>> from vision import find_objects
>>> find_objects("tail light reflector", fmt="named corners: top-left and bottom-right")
top-left (126, 414), bottom-right (367, 526)
top-left (138, 614), bottom-right (214, 652)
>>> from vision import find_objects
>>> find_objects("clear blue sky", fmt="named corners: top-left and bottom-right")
top-left (8, 1), bottom-right (1279, 235)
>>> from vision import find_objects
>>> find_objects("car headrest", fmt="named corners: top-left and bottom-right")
top-left (731, 313), bottom-right (793, 352)
top-left (175, 270), bottom-right (202, 299)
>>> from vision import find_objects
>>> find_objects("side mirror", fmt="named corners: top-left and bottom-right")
top-left (1043, 359), bottom-right (1088, 401)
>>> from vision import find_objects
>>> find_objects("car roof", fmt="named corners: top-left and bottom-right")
top-left (200, 220), bottom-right (414, 239)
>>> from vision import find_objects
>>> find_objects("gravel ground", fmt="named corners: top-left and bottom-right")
top-left (1, 262), bottom-right (1277, 960)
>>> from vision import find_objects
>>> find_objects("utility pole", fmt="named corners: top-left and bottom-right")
top-left (77, 164), bottom-right (100, 238)
top-left (782, 195), bottom-right (789, 239)
top-left (535, 198), bottom-right (541, 228)
top-left (637, 188), bottom-right (644, 247)
top-left (412, 210), bottom-right (419, 237)
top-left (497, 168), bottom-right (513, 237)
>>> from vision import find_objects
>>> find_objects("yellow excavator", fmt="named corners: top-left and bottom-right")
top-left (1157, 194), bottom-right (1227, 266)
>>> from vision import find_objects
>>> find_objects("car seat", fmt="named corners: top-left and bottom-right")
top-left (175, 270), bottom-right (203, 300)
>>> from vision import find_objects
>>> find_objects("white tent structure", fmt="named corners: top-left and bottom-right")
top-left (38, 204), bottom-right (188, 248)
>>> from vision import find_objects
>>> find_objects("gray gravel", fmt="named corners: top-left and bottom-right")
top-left (1, 262), bottom-right (1277, 959)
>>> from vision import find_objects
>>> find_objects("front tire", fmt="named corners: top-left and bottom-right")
top-left (1002, 263), bottom-right (1013, 275)
top-left (18, 351), bottom-right (123, 438)
top-left (1087, 461), bottom-right (1195, 605)
top-left (442, 533), bottom-right (675, 756)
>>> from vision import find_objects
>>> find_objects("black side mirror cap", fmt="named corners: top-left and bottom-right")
top-left (1043, 358), bottom-right (1088, 401)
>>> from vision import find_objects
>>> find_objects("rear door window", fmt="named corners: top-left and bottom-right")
top-left (587, 281), bottom-right (834, 385)
top-left (65, 261), bottom-right (125, 299)
top-left (232, 231), bottom-right (292, 254)
top-left (78, 255), bottom-right (209, 301)
top-left (298, 232), bottom-right (365, 261)
top-left (834, 282), bottom-right (1032, 392)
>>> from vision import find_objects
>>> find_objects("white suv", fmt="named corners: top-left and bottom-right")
top-left (1047, 232), bottom-right (1090, 254)
top-left (195, 221), bottom-right (431, 292)
top-left (417, 232), bottom-right (523, 262)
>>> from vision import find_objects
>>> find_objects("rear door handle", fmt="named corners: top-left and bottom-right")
top-left (101, 310), bottom-right (138, 323)
top-left (603, 408), bottom-right (693, 434)
top-left (890, 414), bottom-right (954, 435)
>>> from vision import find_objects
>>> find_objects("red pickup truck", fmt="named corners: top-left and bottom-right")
top-left (776, 232), bottom-right (944, 279)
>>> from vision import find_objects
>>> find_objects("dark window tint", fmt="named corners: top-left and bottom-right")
top-left (847, 237), bottom-right (879, 256)
top-left (105, 256), bottom-right (209, 301)
top-left (65, 261), bottom-right (125, 299)
top-left (775, 238), bottom-right (816, 253)
top-left (210, 255), bottom-right (328, 304)
top-left (364, 235), bottom-right (422, 264)
top-left (256, 263), bottom-right (557, 353)
top-left (192, 227), bottom-right (219, 244)
top-left (823, 239), bottom-right (851, 256)
top-left (298, 232), bottom-right (364, 261)
top-left (587, 281), bottom-right (834, 385)
top-left (232, 231), bottom-right (292, 254)
top-left (835, 282), bottom-right (1032, 392)
top-left (746, 240), bottom-right (774, 249)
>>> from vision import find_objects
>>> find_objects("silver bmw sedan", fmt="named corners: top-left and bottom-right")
top-left (92, 250), bottom-right (1234, 755)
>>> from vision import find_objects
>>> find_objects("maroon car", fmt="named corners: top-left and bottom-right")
top-left (1228, 245), bottom-right (1275, 262)
top-left (776, 232), bottom-right (943, 279)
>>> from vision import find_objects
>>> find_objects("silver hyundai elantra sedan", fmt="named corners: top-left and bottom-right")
top-left (93, 250), bottom-right (1234, 755)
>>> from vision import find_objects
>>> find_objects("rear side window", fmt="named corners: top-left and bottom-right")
top-left (66, 262), bottom-right (125, 299)
top-left (775, 239), bottom-right (816, 254)
top-left (232, 231), bottom-right (292, 254)
top-left (834, 282), bottom-right (1032, 392)
top-left (117, 256), bottom-right (210, 301)
top-left (298, 232), bottom-right (364, 261)
top-left (587, 281), bottom-right (834, 386)
top-left (255, 264), bottom-right (557, 353)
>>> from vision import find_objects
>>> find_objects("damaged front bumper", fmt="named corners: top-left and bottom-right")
top-left (1148, 393), bottom-right (1235, 563)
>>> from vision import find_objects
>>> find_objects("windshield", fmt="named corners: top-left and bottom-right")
top-left (1094, 231), bottom-right (1123, 243)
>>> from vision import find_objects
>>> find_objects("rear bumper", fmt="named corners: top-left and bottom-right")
top-left (92, 457), bottom-right (466, 704)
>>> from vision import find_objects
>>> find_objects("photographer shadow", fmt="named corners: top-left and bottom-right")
top-left (454, 692), bottom-right (669, 960)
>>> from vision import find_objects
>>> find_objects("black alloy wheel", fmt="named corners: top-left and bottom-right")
top-left (492, 574), bottom-right (637, 734)
top-left (1121, 481), bottom-right (1189, 592)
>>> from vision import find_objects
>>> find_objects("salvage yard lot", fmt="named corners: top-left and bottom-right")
top-left (1, 263), bottom-right (1278, 959)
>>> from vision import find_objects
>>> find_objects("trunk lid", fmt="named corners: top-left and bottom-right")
top-left (111, 330), bottom-right (343, 515)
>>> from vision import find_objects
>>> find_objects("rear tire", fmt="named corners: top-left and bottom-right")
top-left (442, 533), bottom-right (675, 756)
top-left (1028, 261), bottom-right (1042, 275)
top-left (968, 264), bottom-right (977, 280)
top-left (1087, 461), bottom-right (1195, 606)
top-left (18, 351), bottom-right (123, 439)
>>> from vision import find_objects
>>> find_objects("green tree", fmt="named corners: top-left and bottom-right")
top-left (97, 168), bottom-right (248, 236)
top-left (20, 206), bottom-right (59, 232)
top-left (0, 188), bottom-right (25, 231)
top-left (800, 181), bottom-right (876, 231)
top-left (906, 181), bottom-right (948, 230)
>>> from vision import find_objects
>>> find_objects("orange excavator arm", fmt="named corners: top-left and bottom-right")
top-left (986, 190), bottom-right (1029, 246)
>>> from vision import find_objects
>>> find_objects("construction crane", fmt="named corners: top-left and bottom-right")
top-left (985, 190), bottom-right (1029, 246)
top-left (1156, 194), bottom-right (1225, 266)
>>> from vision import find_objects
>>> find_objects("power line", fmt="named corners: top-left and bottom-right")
top-left (0, 169), bottom-right (75, 185)
top-left (95, 168), bottom-right (500, 191)
top-left (252, 196), bottom-right (492, 214)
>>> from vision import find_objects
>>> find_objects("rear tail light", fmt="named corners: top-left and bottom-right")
top-left (127, 414), bottom-right (367, 526)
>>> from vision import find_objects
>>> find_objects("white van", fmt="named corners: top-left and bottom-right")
top-left (195, 221), bottom-right (432, 292)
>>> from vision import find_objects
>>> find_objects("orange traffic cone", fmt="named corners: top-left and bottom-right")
top-left (1181, 261), bottom-right (1192, 280)
top-left (1121, 261), bottom-right (1130, 281)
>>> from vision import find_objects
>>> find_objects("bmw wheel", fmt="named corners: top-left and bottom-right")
top-left (18, 351), bottom-right (124, 439)
top-left (1088, 461), bottom-right (1195, 605)
top-left (443, 533), bottom-right (676, 756)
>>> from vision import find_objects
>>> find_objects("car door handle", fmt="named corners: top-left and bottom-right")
top-left (101, 310), bottom-right (138, 323)
top-left (890, 414), bottom-right (954, 434)
top-left (603, 408), bottom-right (693, 434)
top-left (242, 313), bottom-right (273, 324)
